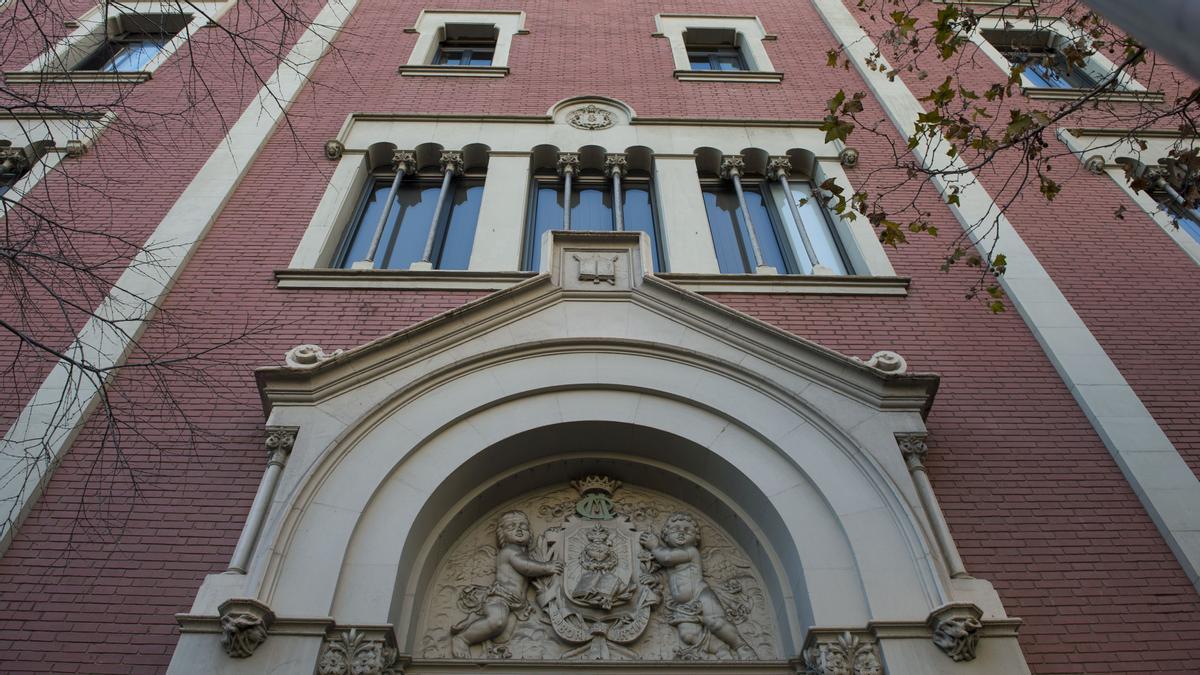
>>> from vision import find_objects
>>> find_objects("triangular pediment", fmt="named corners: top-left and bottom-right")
top-left (257, 232), bottom-right (937, 416)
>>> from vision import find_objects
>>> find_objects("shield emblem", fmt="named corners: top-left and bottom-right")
top-left (560, 515), bottom-right (639, 611)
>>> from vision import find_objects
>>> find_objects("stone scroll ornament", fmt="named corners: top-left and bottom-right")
top-left (433, 476), bottom-right (775, 660)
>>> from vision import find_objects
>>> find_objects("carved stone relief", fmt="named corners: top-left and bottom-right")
top-left (419, 477), bottom-right (778, 661)
top-left (801, 631), bottom-right (882, 675)
top-left (566, 104), bottom-right (616, 130)
top-left (318, 628), bottom-right (403, 675)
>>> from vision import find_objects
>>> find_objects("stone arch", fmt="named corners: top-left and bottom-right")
top-left (254, 340), bottom-right (946, 655)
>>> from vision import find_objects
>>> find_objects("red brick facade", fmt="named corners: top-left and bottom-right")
top-left (1, 0), bottom-right (1198, 673)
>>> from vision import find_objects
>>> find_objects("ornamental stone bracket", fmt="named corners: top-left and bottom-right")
top-left (928, 603), bottom-right (984, 662)
top-left (318, 625), bottom-right (407, 675)
top-left (796, 629), bottom-right (881, 675)
top-left (284, 343), bottom-right (344, 368)
top-left (853, 351), bottom-right (908, 374)
top-left (217, 598), bottom-right (275, 658)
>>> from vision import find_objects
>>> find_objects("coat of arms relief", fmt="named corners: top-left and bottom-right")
top-left (419, 477), bottom-right (777, 661)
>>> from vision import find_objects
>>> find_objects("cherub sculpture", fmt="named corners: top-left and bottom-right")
top-left (640, 512), bottom-right (756, 660)
top-left (451, 511), bottom-right (563, 658)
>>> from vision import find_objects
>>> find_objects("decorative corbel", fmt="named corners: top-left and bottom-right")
top-left (218, 598), bottom-right (275, 658)
top-left (929, 602), bottom-right (984, 662)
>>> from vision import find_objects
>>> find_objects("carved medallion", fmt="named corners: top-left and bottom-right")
top-left (567, 105), bottom-right (616, 130)
top-left (420, 479), bottom-right (778, 661)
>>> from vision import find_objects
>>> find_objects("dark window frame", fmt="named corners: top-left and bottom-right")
top-left (686, 46), bottom-right (748, 72)
top-left (699, 176), bottom-right (800, 274)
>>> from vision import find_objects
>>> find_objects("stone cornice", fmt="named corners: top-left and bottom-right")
top-left (4, 70), bottom-right (152, 84)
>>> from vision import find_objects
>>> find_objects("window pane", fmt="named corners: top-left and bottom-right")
top-left (1025, 62), bottom-right (1070, 88)
top-left (703, 189), bottom-right (754, 273)
top-left (434, 184), bottom-right (483, 270)
top-left (623, 187), bottom-right (661, 272)
top-left (572, 187), bottom-right (613, 232)
top-left (688, 54), bottom-right (713, 71)
top-left (769, 182), bottom-right (849, 275)
top-left (715, 54), bottom-right (743, 71)
top-left (469, 51), bottom-right (494, 66)
top-left (336, 181), bottom-right (442, 269)
top-left (527, 186), bottom-right (564, 270)
top-left (103, 39), bottom-right (167, 72)
top-left (742, 189), bottom-right (789, 273)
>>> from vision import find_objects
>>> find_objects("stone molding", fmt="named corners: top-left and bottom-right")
top-left (217, 598), bottom-right (274, 658)
top-left (674, 69), bottom-right (783, 83)
top-left (928, 603), bottom-right (984, 662)
top-left (1022, 87), bottom-right (1164, 103)
top-left (397, 64), bottom-right (509, 78)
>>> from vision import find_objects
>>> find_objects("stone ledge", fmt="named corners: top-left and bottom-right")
top-left (4, 70), bottom-right (152, 84)
top-left (398, 64), bottom-right (510, 78)
top-left (275, 268), bottom-right (536, 290)
top-left (673, 70), bottom-right (783, 83)
top-left (660, 273), bottom-right (909, 295)
top-left (407, 660), bottom-right (794, 673)
top-left (276, 269), bottom-right (910, 295)
top-left (1022, 87), bottom-right (1165, 103)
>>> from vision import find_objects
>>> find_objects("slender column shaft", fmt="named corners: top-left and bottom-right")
top-left (730, 173), bottom-right (766, 269)
top-left (563, 171), bottom-right (573, 231)
top-left (228, 428), bottom-right (296, 574)
top-left (359, 150), bottom-right (415, 268)
top-left (774, 168), bottom-right (820, 268)
top-left (420, 159), bottom-right (458, 265)
top-left (1156, 177), bottom-right (1200, 223)
top-left (611, 171), bottom-right (624, 231)
top-left (899, 435), bottom-right (969, 578)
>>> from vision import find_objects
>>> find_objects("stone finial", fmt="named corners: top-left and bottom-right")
top-left (1083, 154), bottom-right (1106, 175)
top-left (392, 150), bottom-right (417, 174)
top-left (895, 432), bottom-right (928, 468)
top-left (800, 630), bottom-right (881, 675)
top-left (719, 155), bottom-right (745, 179)
top-left (839, 147), bottom-right (859, 169)
top-left (284, 344), bottom-right (343, 368)
top-left (557, 152), bottom-right (580, 176)
top-left (440, 151), bottom-right (464, 175)
top-left (324, 139), bottom-right (344, 160)
top-left (854, 350), bottom-right (907, 374)
top-left (767, 155), bottom-right (792, 179)
top-left (604, 153), bottom-right (628, 177)
top-left (928, 603), bottom-right (984, 662)
top-left (318, 627), bottom-right (402, 675)
top-left (218, 598), bottom-right (274, 659)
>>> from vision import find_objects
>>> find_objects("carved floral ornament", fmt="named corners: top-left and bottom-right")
top-left (318, 628), bottom-right (402, 675)
top-left (800, 631), bottom-right (882, 675)
top-left (421, 476), bottom-right (779, 661)
top-left (566, 104), bottom-right (616, 130)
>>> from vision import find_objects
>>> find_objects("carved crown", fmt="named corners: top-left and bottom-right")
top-left (571, 474), bottom-right (621, 496)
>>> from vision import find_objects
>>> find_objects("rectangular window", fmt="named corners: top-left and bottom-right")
top-left (525, 175), bottom-right (662, 271)
top-left (1158, 200), bottom-right (1200, 247)
top-left (434, 24), bottom-right (498, 66)
top-left (334, 175), bottom-right (483, 270)
top-left (73, 14), bottom-right (190, 72)
top-left (702, 181), bottom-right (851, 275)
top-left (684, 28), bottom-right (748, 71)
top-left (983, 31), bottom-right (1095, 89)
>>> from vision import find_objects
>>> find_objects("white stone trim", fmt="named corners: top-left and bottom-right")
top-left (808, 0), bottom-right (1200, 592)
top-left (14, 1), bottom-right (231, 77)
top-left (653, 14), bottom-right (777, 77)
top-left (403, 10), bottom-right (524, 69)
top-left (1057, 129), bottom-right (1200, 266)
top-left (969, 16), bottom-right (1148, 94)
top-left (297, 114), bottom-right (896, 278)
top-left (0, 0), bottom-right (358, 555)
top-left (0, 114), bottom-right (112, 209)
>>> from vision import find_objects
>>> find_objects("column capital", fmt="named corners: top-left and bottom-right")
top-left (392, 149), bottom-right (417, 174)
top-left (719, 154), bottom-right (745, 179)
top-left (604, 153), bottom-right (628, 177)
top-left (440, 150), bottom-right (464, 175)
top-left (265, 426), bottom-right (299, 465)
top-left (767, 155), bottom-right (792, 179)
top-left (557, 152), bottom-right (579, 176)
top-left (895, 432), bottom-right (928, 468)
